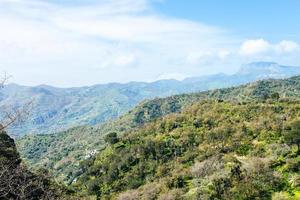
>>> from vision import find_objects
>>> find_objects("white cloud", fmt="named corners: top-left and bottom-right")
top-left (239, 39), bottom-right (271, 56)
top-left (186, 49), bottom-right (232, 65)
top-left (239, 39), bottom-right (299, 57)
top-left (0, 0), bottom-right (236, 86)
top-left (156, 72), bottom-right (187, 81)
top-left (275, 40), bottom-right (299, 53)
top-left (114, 54), bottom-right (137, 66)
top-left (53, 16), bottom-right (219, 44)
top-left (186, 51), bottom-right (215, 65)
top-left (218, 50), bottom-right (231, 60)
top-left (0, 0), bottom-right (299, 87)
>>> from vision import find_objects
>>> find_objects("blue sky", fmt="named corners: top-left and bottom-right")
top-left (155, 0), bottom-right (300, 41)
top-left (0, 0), bottom-right (299, 87)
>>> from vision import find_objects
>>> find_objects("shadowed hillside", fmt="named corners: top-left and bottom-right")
top-left (0, 129), bottom-right (65, 199)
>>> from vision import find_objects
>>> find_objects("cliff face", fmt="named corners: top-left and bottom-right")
top-left (0, 130), bottom-right (21, 165)
top-left (0, 130), bottom-right (64, 200)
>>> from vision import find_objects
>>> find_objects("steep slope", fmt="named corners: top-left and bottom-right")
top-left (124, 74), bottom-right (300, 125)
top-left (3, 62), bottom-right (300, 136)
top-left (17, 75), bottom-right (300, 183)
top-left (0, 129), bottom-right (65, 199)
top-left (1, 82), bottom-right (181, 136)
top-left (0, 129), bottom-right (21, 165)
top-left (74, 100), bottom-right (300, 199)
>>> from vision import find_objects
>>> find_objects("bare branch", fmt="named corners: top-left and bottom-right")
top-left (0, 72), bottom-right (11, 88)
top-left (0, 99), bottom-right (34, 132)
top-left (0, 160), bottom-right (64, 199)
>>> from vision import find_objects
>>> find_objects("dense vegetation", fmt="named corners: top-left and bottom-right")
top-left (17, 75), bottom-right (300, 183)
top-left (3, 62), bottom-right (300, 136)
top-left (74, 100), bottom-right (300, 199)
top-left (0, 129), bottom-right (67, 199)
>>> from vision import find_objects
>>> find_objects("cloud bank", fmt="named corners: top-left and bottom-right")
top-left (240, 39), bottom-right (299, 56)
top-left (0, 0), bottom-right (299, 86)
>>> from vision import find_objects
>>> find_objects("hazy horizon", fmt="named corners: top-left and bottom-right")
top-left (3, 61), bottom-right (298, 88)
top-left (1, 0), bottom-right (300, 87)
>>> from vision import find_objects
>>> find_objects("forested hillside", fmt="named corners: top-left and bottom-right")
top-left (17, 75), bottom-right (300, 184)
top-left (73, 100), bottom-right (300, 199)
top-left (2, 0), bottom-right (299, 199)
top-left (3, 62), bottom-right (300, 136)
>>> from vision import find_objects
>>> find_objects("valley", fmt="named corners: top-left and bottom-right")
top-left (13, 75), bottom-right (300, 199)
top-left (2, 62), bottom-right (299, 137)
top-left (1, 1), bottom-right (299, 199)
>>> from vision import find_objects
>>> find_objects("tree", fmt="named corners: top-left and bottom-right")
top-left (0, 129), bottom-right (64, 199)
top-left (0, 73), bottom-right (32, 132)
top-left (104, 132), bottom-right (119, 144)
top-left (0, 73), bottom-right (65, 199)
top-left (271, 92), bottom-right (280, 100)
top-left (283, 119), bottom-right (300, 153)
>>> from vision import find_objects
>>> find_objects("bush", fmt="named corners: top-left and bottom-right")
top-left (104, 132), bottom-right (119, 145)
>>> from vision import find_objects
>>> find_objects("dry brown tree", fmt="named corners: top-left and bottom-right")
top-left (0, 159), bottom-right (64, 200)
top-left (0, 73), bottom-right (33, 132)
top-left (0, 73), bottom-right (65, 199)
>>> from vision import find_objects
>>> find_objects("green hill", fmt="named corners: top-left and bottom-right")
top-left (17, 75), bottom-right (300, 184)
top-left (74, 100), bottom-right (300, 199)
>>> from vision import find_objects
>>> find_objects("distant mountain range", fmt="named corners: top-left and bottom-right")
top-left (2, 62), bottom-right (300, 136)
top-left (17, 73), bottom-right (300, 184)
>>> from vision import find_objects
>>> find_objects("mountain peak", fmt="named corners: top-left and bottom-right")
top-left (246, 61), bottom-right (278, 66)
top-left (236, 62), bottom-right (300, 79)
top-left (239, 62), bottom-right (279, 72)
